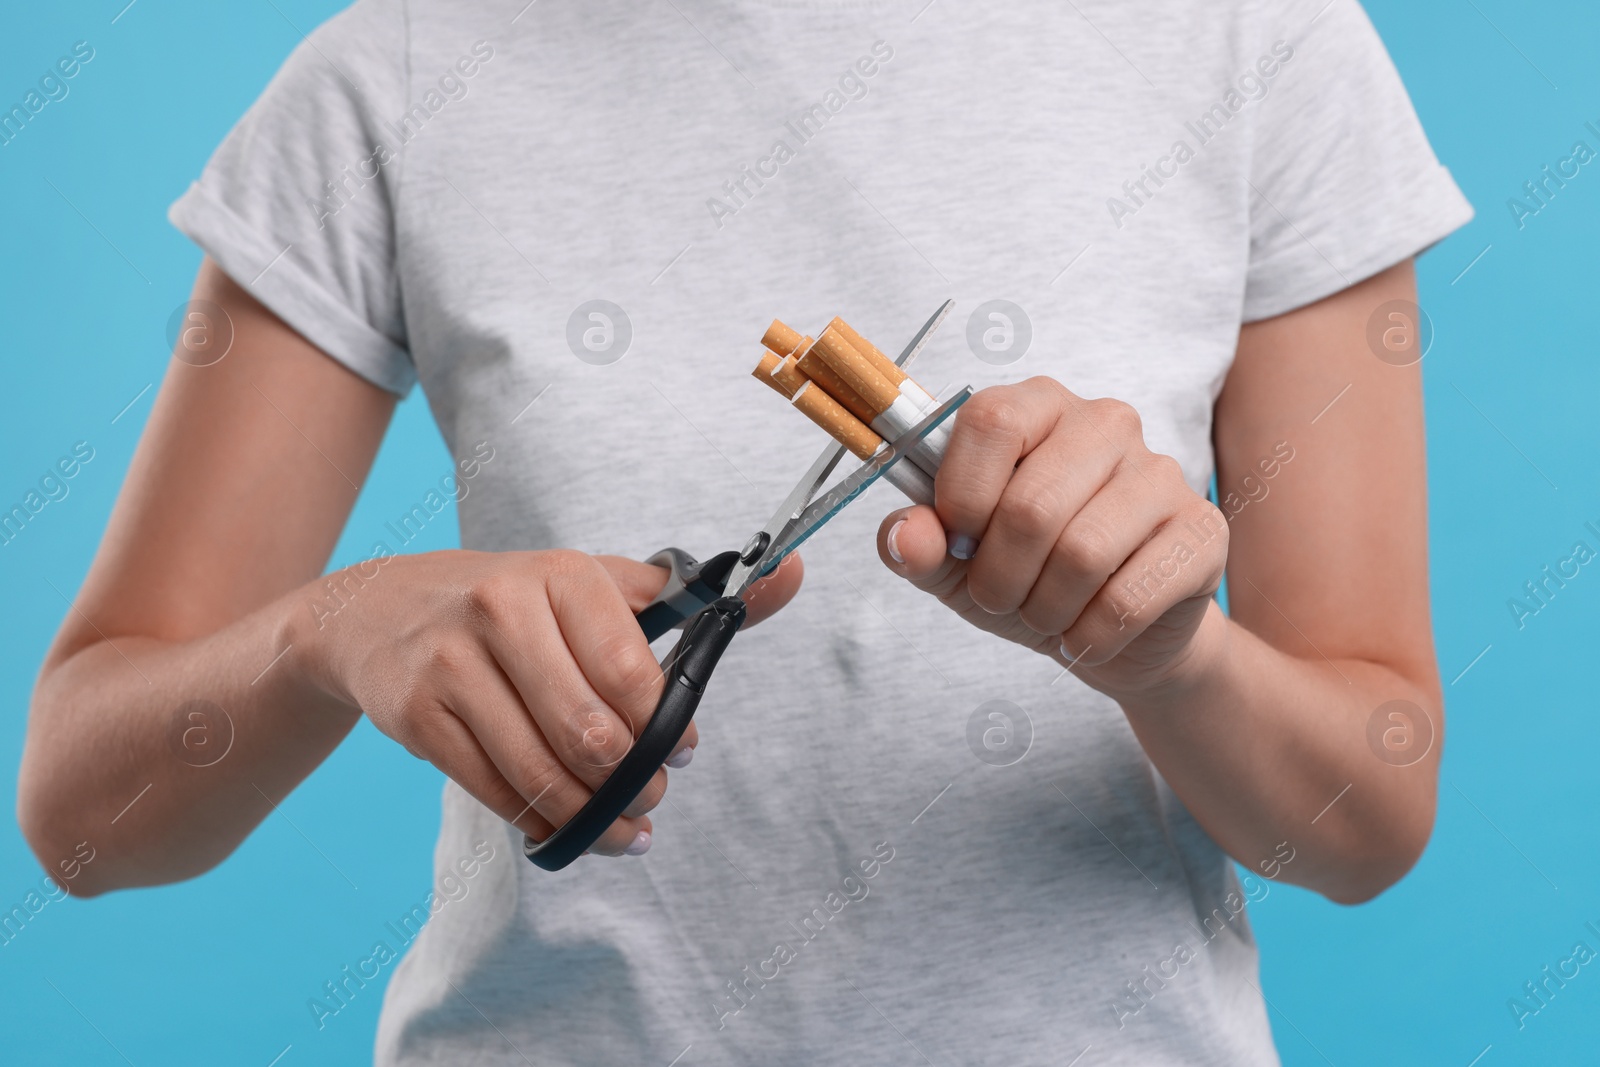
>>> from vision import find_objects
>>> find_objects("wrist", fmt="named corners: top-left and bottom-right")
top-left (1099, 600), bottom-right (1233, 713)
top-left (277, 568), bottom-right (362, 714)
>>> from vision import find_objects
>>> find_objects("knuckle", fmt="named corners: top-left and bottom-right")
top-left (1057, 520), bottom-right (1118, 577)
top-left (559, 704), bottom-right (632, 771)
top-left (423, 639), bottom-right (475, 683)
top-left (541, 548), bottom-right (595, 581)
top-left (483, 774), bottom-right (532, 818)
top-left (1093, 398), bottom-right (1142, 439)
top-left (1190, 501), bottom-right (1231, 563)
top-left (995, 489), bottom-right (1061, 543)
top-left (963, 576), bottom-right (1007, 616)
top-left (961, 392), bottom-right (1026, 443)
top-left (507, 759), bottom-right (567, 812)
top-left (1015, 602), bottom-right (1058, 638)
top-left (595, 632), bottom-right (663, 711)
top-left (464, 571), bottom-right (518, 624)
top-left (1026, 375), bottom-right (1072, 405)
top-left (386, 701), bottom-right (427, 756)
top-left (1146, 451), bottom-right (1185, 483)
top-left (1079, 642), bottom-right (1119, 667)
top-left (1064, 617), bottom-right (1119, 665)
top-left (1192, 497), bottom-right (1228, 531)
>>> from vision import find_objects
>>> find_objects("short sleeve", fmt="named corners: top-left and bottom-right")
top-left (1241, 0), bottom-right (1474, 322)
top-left (168, 0), bottom-right (415, 394)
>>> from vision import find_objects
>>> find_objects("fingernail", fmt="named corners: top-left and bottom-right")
top-left (949, 534), bottom-right (978, 560)
top-left (886, 519), bottom-right (906, 564)
top-left (624, 830), bottom-right (652, 856)
top-left (665, 746), bottom-right (694, 769)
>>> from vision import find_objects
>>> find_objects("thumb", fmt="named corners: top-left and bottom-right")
top-left (592, 551), bottom-right (804, 627)
top-left (878, 505), bottom-right (967, 597)
top-left (741, 552), bottom-right (803, 627)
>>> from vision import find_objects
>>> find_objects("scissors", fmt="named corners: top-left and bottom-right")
top-left (524, 300), bottom-right (965, 871)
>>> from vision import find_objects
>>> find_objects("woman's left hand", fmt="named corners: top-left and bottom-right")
top-left (877, 377), bottom-right (1230, 696)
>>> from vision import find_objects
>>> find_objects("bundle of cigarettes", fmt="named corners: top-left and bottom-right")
top-left (752, 316), bottom-right (952, 506)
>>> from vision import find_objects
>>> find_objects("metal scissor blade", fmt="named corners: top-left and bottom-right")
top-left (737, 387), bottom-right (972, 594)
top-left (721, 436), bottom-right (848, 595)
top-left (894, 298), bottom-right (955, 371)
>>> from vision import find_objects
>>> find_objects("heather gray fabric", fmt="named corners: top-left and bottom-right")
top-left (170, 1), bottom-right (1471, 1063)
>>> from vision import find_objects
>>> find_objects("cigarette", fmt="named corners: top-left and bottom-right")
top-left (796, 348), bottom-right (877, 424)
top-left (893, 381), bottom-right (953, 463)
top-left (878, 398), bottom-right (948, 474)
top-left (789, 382), bottom-right (934, 505)
top-left (809, 328), bottom-right (948, 476)
top-left (791, 380), bottom-right (880, 459)
top-left (830, 317), bottom-right (907, 387)
top-left (833, 317), bottom-right (942, 426)
top-left (836, 318), bottom-right (950, 454)
top-left (899, 378), bottom-right (937, 408)
top-left (753, 351), bottom-right (790, 397)
top-left (762, 319), bottom-right (807, 359)
top-left (812, 328), bottom-right (901, 415)
top-left (884, 456), bottom-right (935, 506)
top-left (771, 354), bottom-right (808, 397)
top-left (826, 318), bottom-right (952, 460)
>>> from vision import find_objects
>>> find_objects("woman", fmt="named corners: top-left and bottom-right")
top-left (19, 0), bottom-right (1469, 1062)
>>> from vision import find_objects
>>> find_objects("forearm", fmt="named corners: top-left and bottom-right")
top-left (1107, 601), bottom-right (1439, 904)
top-left (19, 580), bottom-right (360, 896)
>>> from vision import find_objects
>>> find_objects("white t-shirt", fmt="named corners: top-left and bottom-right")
top-left (171, 1), bottom-right (1471, 1063)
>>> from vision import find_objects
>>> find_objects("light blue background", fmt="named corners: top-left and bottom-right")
top-left (1, 1), bottom-right (1594, 1063)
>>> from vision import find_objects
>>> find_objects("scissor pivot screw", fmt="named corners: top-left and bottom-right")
top-left (740, 532), bottom-right (770, 565)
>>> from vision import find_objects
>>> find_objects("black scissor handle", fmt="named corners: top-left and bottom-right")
top-left (634, 547), bottom-right (741, 641)
top-left (523, 594), bottom-right (747, 871)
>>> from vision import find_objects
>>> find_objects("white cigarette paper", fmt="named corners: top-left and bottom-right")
top-left (882, 457), bottom-right (935, 506)
top-left (870, 394), bottom-right (948, 477)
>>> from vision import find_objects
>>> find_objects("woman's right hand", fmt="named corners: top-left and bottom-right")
top-left (289, 548), bottom-right (801, 857)
top-left (22, 260), bottom-right (806, 891)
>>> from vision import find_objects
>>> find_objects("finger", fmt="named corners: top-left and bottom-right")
top-left (406, 696), bottom-right (646, 857)
top-left (963, 429), bottom-right (1120, 615)
top-left (544, 553), bottom-right (667, 739)
top-left (934, 380), bottom-right (1069, 557)
top-left (465, 559), bottom-right (654, 791)
top-left (599, 548), bottom-right (803, 629)
top-left (1013, 464), bottom-right (1175, 637)
top-left (587, 555), bottom-right (698, 757)
top-left (742, 551), bottom-right (803, 626)
top-left (476, 611), bottom-right (643, 789)
top-left (594, 555), bottom-right (671, 613)
top-left (441, 649), bottom-right (657, 854)
top-left (877, 505), bottom-right (953, 586)
top-left (669, 722), bottom-right (699, 766)
top-left (620, 767), bottom-right (674, 819)
top-left (1059, 500), bottom-right (1228, 665)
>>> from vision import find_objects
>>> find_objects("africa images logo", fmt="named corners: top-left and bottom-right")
top-left (1105, 41), bottom-right (1295, 229)
top-left (704, 41), bottom-right (895, 230)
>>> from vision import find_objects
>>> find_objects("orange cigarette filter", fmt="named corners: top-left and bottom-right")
top-left (829, 317), bottom-right (907, 387)
top-left (791, 381), bottom-right (882, 460)
top-left (770, 354), bottom-right (808, 397)
top-left (752, 351), bottom-right (790, 397)
top-left (795, 348), bottom-right (877, 424)
top-left (762, 319), bottom-right (807, 359)
top-left (812, 328), bottom-right (901, 415)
